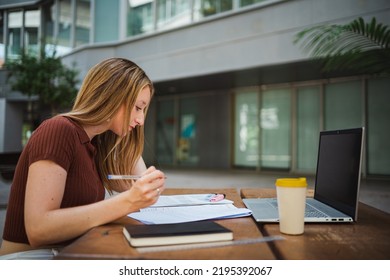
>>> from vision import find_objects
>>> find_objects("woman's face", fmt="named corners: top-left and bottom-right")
top-left (109, 86), bottom-right (151, 137)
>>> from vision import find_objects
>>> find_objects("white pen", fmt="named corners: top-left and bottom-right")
top-left (107, 175), bottom-right (167, 180)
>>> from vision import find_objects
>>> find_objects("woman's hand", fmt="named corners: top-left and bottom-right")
top-left (124, 166), bottom-right (165, 211)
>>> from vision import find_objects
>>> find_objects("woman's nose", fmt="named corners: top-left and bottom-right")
top-left (135, 116), bottom-right (144, 126)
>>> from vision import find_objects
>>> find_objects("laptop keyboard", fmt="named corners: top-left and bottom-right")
top-left (269, 200), bottom-right (278, 208)
top-left (269, 199), bottom-right (329, 218)
top-left (305, 203), bottom-right (329, 218)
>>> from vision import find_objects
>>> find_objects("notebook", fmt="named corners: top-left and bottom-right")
top-left (123, 221), bottom-right (233, 247)
top-left (243, 127), bottom-right (364, 223)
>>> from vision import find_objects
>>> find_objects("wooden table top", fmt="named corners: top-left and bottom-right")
top-left (240, 188), bottom-right (390, 260)
top-left (56, 188), bottom-right (277, 260)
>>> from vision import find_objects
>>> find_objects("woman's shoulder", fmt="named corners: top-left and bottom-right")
top-left (38, 116), bottom-right (76, 131)
top-left (41, 115), bottom-right (73, 126)
top-left (32, 116), bottom-right (79, 140)
top-left (25, 117), bottom-right (82, 170)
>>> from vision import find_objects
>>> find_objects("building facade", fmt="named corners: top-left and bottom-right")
top-left (0, 0), bottom-right (389, 177)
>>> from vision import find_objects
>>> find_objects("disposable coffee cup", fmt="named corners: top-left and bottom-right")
top-left (276, 178), bottom-right (307, 235)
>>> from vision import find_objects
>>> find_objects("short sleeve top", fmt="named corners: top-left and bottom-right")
top-left (3, 116), bottom-right (105, 244)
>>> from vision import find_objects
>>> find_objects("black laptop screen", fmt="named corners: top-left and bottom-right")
top-left (314, 128), bottom-right (363, 219)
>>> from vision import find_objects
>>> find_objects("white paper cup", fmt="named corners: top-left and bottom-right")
top-left (276, 178), bottom-right (307, 235)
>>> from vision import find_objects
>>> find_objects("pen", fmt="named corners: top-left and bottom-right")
top-left (210, 193), bottom-right (226, 202)
top-left (108, 175), bottom-right (167, 180)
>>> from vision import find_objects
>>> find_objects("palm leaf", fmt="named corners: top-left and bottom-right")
top-left (294, 17), bottom-right (390, 74)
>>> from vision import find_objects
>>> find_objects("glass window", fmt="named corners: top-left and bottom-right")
top-left (75, 0), bottom-right (91, 47)
top-left (43, 2), bottom-right (56, 56)
top-left (25, 10), bottom-right (40, 56)
top-left (193, 0), bottom-right (233, 20)
top-left (203, 0), bottom-right (232, 16)
top-left (0, 11), bottom-right (4, 67)
top-left (296, 86), bottom-right (320, 172)
top-left (234, 90), bottom-right (259, 167)
top-left (260, 88), bottom-right (291, 169)
top-left (7, 11), bottom-right (23, 60)
top-left (58, 0), bottom-right (72, 52)
top-left (178, 97), bottom-right (199, 165)
top-left (156, 0), bottom-right (191, 30)
top-left (127, 0), bottom-right (154, 36)
top-left (240, 0), bottom-right (266, 7)
top-left (94, 0), bottom-right (119, 42)
top-left (367, 77), bottom-right (390, 175)
top-left (156, 99), bottom-right (176, 165)
top-left (324, 80), bottom-right (362, 130)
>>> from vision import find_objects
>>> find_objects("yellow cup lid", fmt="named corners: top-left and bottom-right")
top-left (275, 177), bottom-right (307, 188)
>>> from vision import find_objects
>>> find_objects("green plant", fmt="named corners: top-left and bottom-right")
top-left (5, 51), bottom-right (79, 116)
top-left (294, 17), bottom-right (390, 74)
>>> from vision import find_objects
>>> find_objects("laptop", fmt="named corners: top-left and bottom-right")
top-left (243, 127), bottom-right (364, 223)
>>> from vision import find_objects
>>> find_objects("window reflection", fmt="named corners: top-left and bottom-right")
top-left (260, 107), bottom-right (279, 129)
top-left (239, 104), bottom-right (249, 152)
top-left (75, 0), bottom-right (90, 47)
top-left (260, 89), bottom-right (291, 169)
top-left (126, 0), bottom-right (269, 38)
top-left (234, 91), bottom-right (259, 167)
top-left (0, 11), bottom-right (4, 67)
top-left (7, 11), bottom-right (23, 60)
top-left (156, 99), bottom-right (175, 164)
top-left (200, 0), bottom-right (232, 17)
top-left (43, 3), bottom-right (55, 56)
top-left (193, 0), bottom-right (233, 20)
top-left (128, 0), bottom-right (153, 36)
top-left (58, 0), bottom-right (72, 51)
top-left (25, 10), bottom-right (40, 56)
top-left (157, 0), bottom-right (191, 30)
top-left (240, 0), bottom-right (266, 8)
top-left (7, 10), bottom-right (41, 59)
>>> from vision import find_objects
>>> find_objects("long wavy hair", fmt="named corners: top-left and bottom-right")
top-left (62, 58), bottom-right (154, 193)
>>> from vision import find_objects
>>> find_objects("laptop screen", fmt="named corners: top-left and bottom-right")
top-left (314, 127), bottom-right (364, 220)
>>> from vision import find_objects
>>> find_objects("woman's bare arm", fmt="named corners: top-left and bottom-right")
top-left (24, 160), bottom-right (165, 247)
top-left (132, 156), bottom-right (147, 175)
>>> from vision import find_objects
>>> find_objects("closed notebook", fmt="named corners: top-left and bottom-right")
top-left (123, 221), bottom-right (233, 247)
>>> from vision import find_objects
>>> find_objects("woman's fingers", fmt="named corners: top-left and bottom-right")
top-left (138, 169), bottom-right (165, 188)
top-left (128, 168), bottom-right (165, 207)
top-left (141, 165), bottom-right (156, 176)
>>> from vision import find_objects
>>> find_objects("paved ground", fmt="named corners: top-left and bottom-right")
top-left (1, 168), bottom-right (389, 247)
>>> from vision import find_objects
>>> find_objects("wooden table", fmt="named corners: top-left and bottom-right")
top-left (56, 188), bottom-right (276, 260)
top-left (240, 188), bottom-right (390, 260)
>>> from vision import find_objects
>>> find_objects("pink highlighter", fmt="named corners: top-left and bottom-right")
top-left (210, 194), bottom-right (226, 202)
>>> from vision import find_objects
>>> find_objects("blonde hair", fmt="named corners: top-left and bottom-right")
top-left (62, 58), bottom-right (154, 193)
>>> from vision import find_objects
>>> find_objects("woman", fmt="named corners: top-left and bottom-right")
top-left (0, 58), bottom-right (165, 259)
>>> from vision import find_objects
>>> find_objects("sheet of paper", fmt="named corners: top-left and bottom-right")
top-left (128, 204), bottom-right (252, 224)
top-left (150, 194), bottom-right (233, 207)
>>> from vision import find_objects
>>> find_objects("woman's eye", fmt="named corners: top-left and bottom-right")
top-left (136, 106), bottom-right (142, 111)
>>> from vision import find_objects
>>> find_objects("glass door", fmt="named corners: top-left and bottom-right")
top-left (260, 88), bottom-right (291, 169)
top-left (234, 90), bottom-right (259, 167)
top-left (296, 86), bottom-right (321, 172)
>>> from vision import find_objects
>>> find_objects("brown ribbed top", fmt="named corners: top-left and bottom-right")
top-left (3, 116), bottom-right (105, 244)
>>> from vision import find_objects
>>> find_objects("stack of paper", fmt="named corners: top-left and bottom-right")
top-left (150, 194), bottom-right (234, 207)
top-left (128, 194), bottom-right (252, 224)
